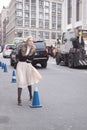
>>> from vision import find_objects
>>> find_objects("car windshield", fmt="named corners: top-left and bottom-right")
top-left (6, 45), bottom-right (15, 49)
top-left (34, 42), bottom-right (46, 49)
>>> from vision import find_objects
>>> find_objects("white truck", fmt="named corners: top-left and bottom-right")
top-left (55, 29), bottom-right (87, 68)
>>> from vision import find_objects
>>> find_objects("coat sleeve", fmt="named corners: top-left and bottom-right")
top-left (29, 45), bottom-right (36, 56)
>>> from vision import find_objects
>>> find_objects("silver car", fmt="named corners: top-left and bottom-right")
top-left (3, 44), bottom-right (15, 58)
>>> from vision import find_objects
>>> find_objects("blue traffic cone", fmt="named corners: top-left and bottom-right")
top-left (30, 87), bottom-right (42, 108)
top-left (0, 62), bottom-right (2, 67)
top-left (11, 70), bottom-right (16, 83)
top-left (3, 64), bottom-right (8, 72)
top-left (2, 63), bottom-right (4, 69)
top-left (0, 61), bottom-right (2, 67)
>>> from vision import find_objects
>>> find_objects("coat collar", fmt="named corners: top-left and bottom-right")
top-left (21, 43), bottom-right (36, 56)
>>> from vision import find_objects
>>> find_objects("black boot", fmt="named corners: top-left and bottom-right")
top-left (18, 88), bottom-right (22, 106)
top-left (28, 85), bottom-right (32, 101)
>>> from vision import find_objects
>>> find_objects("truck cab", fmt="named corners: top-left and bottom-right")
top-left (56, 29), bottom-right (87, 68)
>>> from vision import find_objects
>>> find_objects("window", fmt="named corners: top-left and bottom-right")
top-left (76, 0), bottom-right (82, 21)
top-left (39, 0), bottom-right (44, 6)
top-left (45, 20), bottom-right (49, 28)
top-left (24, 30), bottom-right (29, 37)
top-left (57, 14), bottom-right (61, 29)
top-left (31, 13), bottom-right (36, 18)
top-left (6, 45), bottom-right (15, 49)
top-left (25, 4), bottom-right (29, 10)
top-left (39, 13), bottom-right (43, 19)
top-left (25, 0), bottom-right (29, 2)
top-left (16, 18), bottom-right (23, 26)
top-left (16, 30), bottom-right (23, 37)
top-left (18, 32), bottom-right (22, 37)
top-left (16, 3), bottom-right (23, 9)
top-left (52, 23), bottom-right (56, 29)
top-left (57, 3), bottom-right (62, 13)
top-left (31, 19), bottom-right (36, 27)
top-left (16, 0), bottom-right (22, 2)
top-left (38, 31), bottom-right (43, 39)
top-left (39, 20), bottom-right (43, 28)
top-left (31, 6), bottom-right (36, 11)
top-left (52, 2), bottom-right (56, 8)
top-left (34, 41), bottom-right (46, 49)
top-left (52, 16), bottom-right (56, 22)
top-left (44, 32), bottom-right (49, 39)
top-left (45, 1), bottom-right (49, 7)
top-left (39, 6), bottom-right (43, 13)
top-left (45, 14), bottom-right (49, 20)
top-left (24, 19), bottom-right (29, 26)
top-left (57, 33), bottom-right (61, 39)
top-left (25, 12), bottom-right (29, 17)
top-left (57, 23), bottom-right (61, 29)
top-left (67, 0), bottom-right (72, 24)
top-left (51, 32), bottom-right (56, 39)
top-left (45, 8), bottom-right (49, 13)
top-left (16, 11), bottom-right (23, 17)
top-left (31, 0), bottom-right (36, 3)
top-left (52, 2), bottom-right (56, 13)
top-left (31, 31), bottom-right (36, 38)
top-left (52, 15), bottom-right (56, 29)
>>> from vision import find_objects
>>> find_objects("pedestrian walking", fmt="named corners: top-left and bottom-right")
top-left (16, 36), bottom-right (42, 106)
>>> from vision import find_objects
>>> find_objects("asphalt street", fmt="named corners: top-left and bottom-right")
top-left (0, 53), bottom-right (87, 130)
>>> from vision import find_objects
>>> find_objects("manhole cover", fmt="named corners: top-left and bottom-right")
top-left (0, 116), bottom-right (10, 124)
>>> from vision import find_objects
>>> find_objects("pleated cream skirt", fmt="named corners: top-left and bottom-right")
top-left (16, 62), bottom-right (42, 88)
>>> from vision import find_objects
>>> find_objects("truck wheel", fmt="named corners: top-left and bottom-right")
top-left (56, 54), bottom-right (61, 65)
top-left (68, 54), bottom-right (74, 68)
top-left (64, 54), bottom-right (68, 66)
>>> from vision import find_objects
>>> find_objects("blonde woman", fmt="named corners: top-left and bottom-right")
top-left (16, 36), bottom-right (42, 106)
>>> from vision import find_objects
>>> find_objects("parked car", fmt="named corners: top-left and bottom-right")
top-left (10, 41), bottom-right (49, 68)
top-left (10, 41), bottom-right (24, 67)
top-left (3, 44), bottom-right (15, 58)
top-left (0, 45), bottom-right (2, 53)
top-left (32, 41), bottom-right (49, 68)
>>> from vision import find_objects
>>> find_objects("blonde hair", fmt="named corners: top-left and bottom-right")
top-left (26, 36), bottom-right (33, 42)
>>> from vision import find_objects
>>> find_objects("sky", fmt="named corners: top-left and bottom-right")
top-left (0, 0), bottom-right (11, 13)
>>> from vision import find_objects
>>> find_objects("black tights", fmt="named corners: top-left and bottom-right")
top-left (18, 85), bottom-right (32, 102)
top-left (28, 85), bottom-right (32, 100)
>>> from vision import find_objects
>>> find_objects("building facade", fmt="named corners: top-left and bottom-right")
top-left (6, 0), bottom-right (63, 46)
top-left (62, 0), bottom-right (87, 32)
top-left (1, 7), bottom-right (9, 46)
